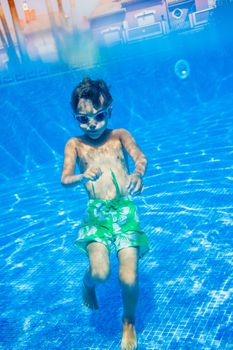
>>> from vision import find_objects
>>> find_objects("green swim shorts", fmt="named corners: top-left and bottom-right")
top-left (75, 196), bottom-right (149, 259)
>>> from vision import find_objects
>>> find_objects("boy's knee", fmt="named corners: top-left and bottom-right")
top-left (91, 265), bottom-right (110, 283)
top-left (119, 269), bottom-right (137, 287)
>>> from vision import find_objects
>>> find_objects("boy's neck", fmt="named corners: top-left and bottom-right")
top-left (83, 128), bottom-right (112, 145)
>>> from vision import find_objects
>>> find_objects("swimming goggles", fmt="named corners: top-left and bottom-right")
top-left (73, 105), bottom-right (111, 124)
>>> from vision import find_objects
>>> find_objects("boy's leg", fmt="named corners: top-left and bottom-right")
top-left (118, 247), bottom-right (139, 350)
top-left (83, 241), bottom-right (110, 309)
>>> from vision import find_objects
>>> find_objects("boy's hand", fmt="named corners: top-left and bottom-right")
top-left (82, 167), bottom-right (103, 183)
top-left (126, 174), bottom-right (144, 196)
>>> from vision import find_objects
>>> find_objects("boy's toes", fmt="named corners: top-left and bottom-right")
top-left (121, 322), bottom-right (137, 350)
top-left (121, 342), bottom-right (137, 350)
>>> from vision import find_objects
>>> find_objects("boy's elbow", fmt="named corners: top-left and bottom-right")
top-left (142, 155), bottom-right (148, 172)
top-left (61, 175), bottom-right (68, 185)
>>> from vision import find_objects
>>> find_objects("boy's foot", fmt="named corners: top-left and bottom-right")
top-left (82, 281), bottom-right (99, 309)
top-left (121, 322), bottom-right (137, 350)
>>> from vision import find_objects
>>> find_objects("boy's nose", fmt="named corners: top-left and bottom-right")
top-left (88, 118), bottom-right (97, 129)
top-left (89, 123), bottom-right (96, 130)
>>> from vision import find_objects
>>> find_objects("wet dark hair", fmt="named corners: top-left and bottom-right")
top-left (70, 77), bottom-right (113, 113)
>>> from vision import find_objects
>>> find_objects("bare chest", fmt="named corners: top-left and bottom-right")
top-left (77, 139), bottom-right (126, 172)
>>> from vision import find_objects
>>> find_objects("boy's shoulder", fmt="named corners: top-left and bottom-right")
top-left (64, 137), bottom-right (84, 155)
top-left (65, 136), bottom-right (81, 147)
top-left (114, 128), bottom-right (132, 138)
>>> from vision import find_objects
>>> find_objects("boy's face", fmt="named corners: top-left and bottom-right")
top-left (75, 97), bottom-right (111, 140)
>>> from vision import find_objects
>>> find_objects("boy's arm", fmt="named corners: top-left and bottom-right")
top-left (61, 138), bottom-right (83, 186)
top-left (119, 129), bottom-right (148, 177)
top-left (119, 128), bottom-right (147, 195)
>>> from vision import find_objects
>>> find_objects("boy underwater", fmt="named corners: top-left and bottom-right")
top-left (61, 77), bottom-right (149, 350)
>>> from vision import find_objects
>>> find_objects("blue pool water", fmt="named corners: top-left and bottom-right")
top-left (1, 26), bottom-right (233, 349)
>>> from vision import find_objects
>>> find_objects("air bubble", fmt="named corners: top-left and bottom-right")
top-left (174, 59), bottom-right (190, 79)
